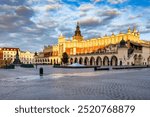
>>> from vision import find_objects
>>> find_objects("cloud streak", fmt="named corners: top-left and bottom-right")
top-left (0, 0), bottom-right (149, 52)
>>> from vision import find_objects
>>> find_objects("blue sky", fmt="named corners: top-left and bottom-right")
top-left (0, 0), bottom-right (150, 52)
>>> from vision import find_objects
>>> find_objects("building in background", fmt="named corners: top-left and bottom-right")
top-left (0, 47), bottom-right (34, 65)
top-left (0, 47), bottom-right (19, 62)
top-left (35, 23), bottom-right (150, 66)
top-left (20, 51), bottom-right (35, 64)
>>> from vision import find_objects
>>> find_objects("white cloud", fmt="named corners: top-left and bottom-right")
top-left (107, 0), bottom-right (127, 4)
top-left (91, 0), bottom-right (102, 3)
top-left (79, 4), bottom-right (94, 11)
top-left (0, 0), bottom-right (150, 51)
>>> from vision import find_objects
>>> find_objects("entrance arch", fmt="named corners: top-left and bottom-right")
top-left (79, 57), bottom-right (83, 64)
top-left (111, 56), bottom-right (118, 66)
top-left (74, 58), bottom-right (78, 63)
top-left (84, 57), bottom-right (89, 65)
top-left (138, 55), bottom-right (143, 65)
top-left (90, 57), bottom-right (95, 66)
top-left (103, 56), bottom-right (109, 66)
top-left (96, 56), bottom-right (102, 66)
top-left (134, 54), bottom-right (138, 65)
top-left (120, 61), bottom-right (122, 66)
top-left (70, 58), bottom-right (73, 64)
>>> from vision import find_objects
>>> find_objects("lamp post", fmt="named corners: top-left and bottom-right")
top-left (34, 52), bottom-right (38, 69)
top-left (149, 41), bottom-right (150, 66)
top-left (5, 60), bottom-right (7, 69)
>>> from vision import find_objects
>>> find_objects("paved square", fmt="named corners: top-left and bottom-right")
top-left (0, 66), bottom-right (150, 100)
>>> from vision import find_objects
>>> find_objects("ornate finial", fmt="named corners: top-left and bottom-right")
top-left (34, 52), bottom-right (38, 56)
top-left (77, 21), bottom-right (79, 26)
top-left (133, 26), bottom-right (137, 32)
top-left (112, 32), bottom-right (114, 36)
top-left (128, 27), bottom-right (131, 33)
top-left (60, 32), bottom-right (63, 37)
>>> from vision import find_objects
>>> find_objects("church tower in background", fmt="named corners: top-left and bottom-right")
top-left (73, 22), bottom-right (83, 41)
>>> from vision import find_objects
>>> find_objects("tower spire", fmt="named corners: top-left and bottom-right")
top-left (128, 27), bottom-right (131, 33)
top-left (73, 22), bottom-right (83, 41)
top-left (77, 21), bottom-right (79, 26)
top-left (74, 22), bottom-right (82, 36)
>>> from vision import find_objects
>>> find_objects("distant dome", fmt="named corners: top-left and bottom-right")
top-left (34, 52), bottom-right (38, 56)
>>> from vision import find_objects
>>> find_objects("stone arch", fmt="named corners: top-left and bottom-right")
top-left (56, 59), bottom-right (58, 64)
top-left (84, 57), bottom-right (89, 65)
top-left (134, 54), bottom-right (138, 65)
top-left (96, 56), bottom-right (102, 66)
top-left (90, 57), bottom-right (95, 66)
top-left (45, 59), bottom-right (47, 62)
top-left (120, 61), bottom-right (123, 66)
top-left (147, 56), bottom-right (150, 65)
top-left (70, 58), bottom-right (73, 64)
top-left (103, 56), bottom-right (109, 66)
top-left (111, 56), bottom-right (118, 66)
top-left (54, 59), bottom-right (56, 64)
top-left (74, 58), bottom-right (78, 63)
top-left (79, 57), bottom-right (83, 64)
top-left (138, 54), bottom-right (143, 65)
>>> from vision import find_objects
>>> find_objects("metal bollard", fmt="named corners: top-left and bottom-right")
top-left (39, 67), bottom-right (43, 76)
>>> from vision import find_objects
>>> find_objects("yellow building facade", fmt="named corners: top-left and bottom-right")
top-left (35, 23), bottom-right (150, 66)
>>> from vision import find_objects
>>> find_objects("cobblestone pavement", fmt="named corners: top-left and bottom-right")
top-left (0, 66), bottom-right (150, 100)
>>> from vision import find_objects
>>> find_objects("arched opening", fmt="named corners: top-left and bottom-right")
top-left (54, 59), bottom-right (56, 64)
top-left (103, 56), bottom-right (109, 66)
top-left (134, 54), bottom-right (138, 65)
top-left (90, 57), bottom-right (95, 66)
top-left (111, 56), bottom-right (118, 66)
top-left (79, 57), bottom-right (83, 64)
top-left (120, 61), bottom-right (123, 66)
top-left (56, 59), bottom-right (58, 64)
top-left (138, 55), bottom-right (143, 65)
top-left (96, 56), bottom-right (102, 66)
top-left (84, 57), bottom-right (89, 65)
top-left (74, 58), bottom-right (78, 63)
top-left (147, 56), bottom-right (150, 65)
top-left (70, 58), bottom-right (73, 64)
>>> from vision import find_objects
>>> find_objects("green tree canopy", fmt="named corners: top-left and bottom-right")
top-left (62, 52), bottom-right (69, 64)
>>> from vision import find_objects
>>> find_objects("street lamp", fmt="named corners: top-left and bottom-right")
top-left (34, 52), bottom-right (38, 69)
top-left (149, 41), bottom-right (150, 66)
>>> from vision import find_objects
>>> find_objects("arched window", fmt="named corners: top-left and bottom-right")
top-left (103, 56), bottom-right (109, 66)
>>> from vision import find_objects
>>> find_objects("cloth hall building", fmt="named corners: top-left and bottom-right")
top-left (35, 23), bottom-right (150, 66)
